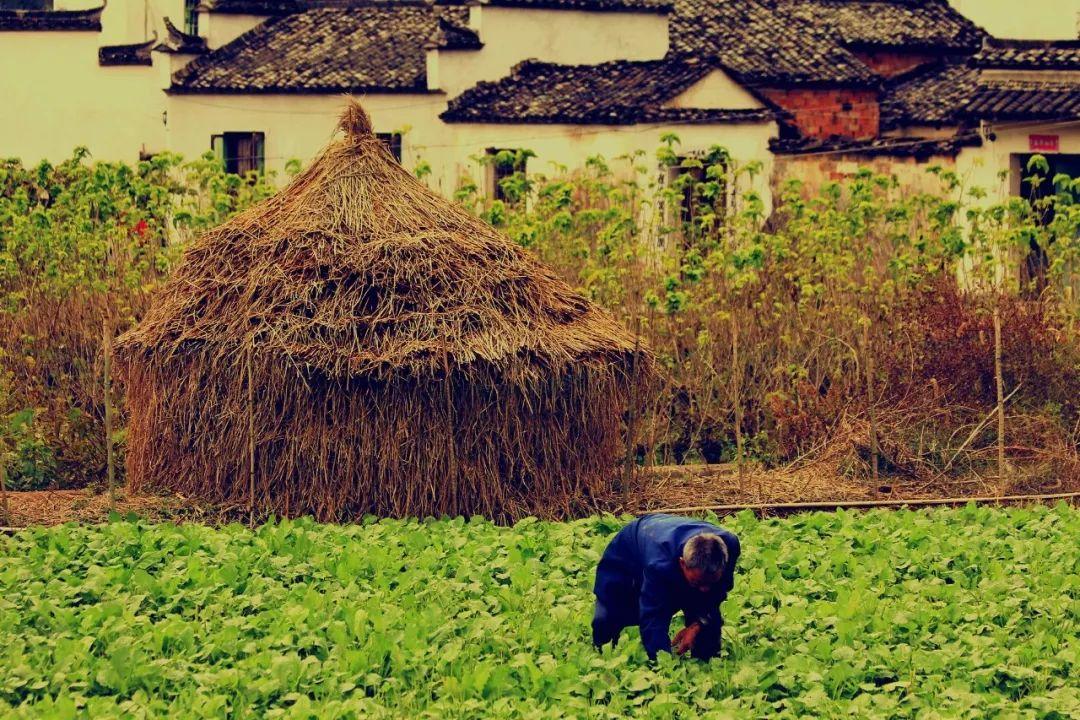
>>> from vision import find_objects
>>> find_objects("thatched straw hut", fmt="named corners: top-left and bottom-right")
top-left (117, 100), bottom-right (651, 521)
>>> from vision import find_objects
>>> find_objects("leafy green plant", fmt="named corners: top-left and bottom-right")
top-left (0, 150), bottom-right (279, 488)
top-left (0, 505), bottom-right (1077, 718)
top-left (1, 408), bottom-right (57, 491)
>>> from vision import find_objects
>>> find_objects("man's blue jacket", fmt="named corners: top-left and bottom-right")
top-left (593, 514), bottom-right (740, 659)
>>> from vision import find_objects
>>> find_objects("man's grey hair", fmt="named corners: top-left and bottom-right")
top-left (682, 533), bottom-right (728, 577)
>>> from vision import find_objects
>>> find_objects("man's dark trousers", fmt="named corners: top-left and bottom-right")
top-left (592, 597), bottom-right (722, 660)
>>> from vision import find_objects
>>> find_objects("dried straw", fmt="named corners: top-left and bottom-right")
top-left (116, 99), bottom-right (653, 522)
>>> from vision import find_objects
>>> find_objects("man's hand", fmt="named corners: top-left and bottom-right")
top-left (672, 622), bottom-right (702, 655)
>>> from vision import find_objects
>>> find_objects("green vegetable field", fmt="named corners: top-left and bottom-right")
top-left (2, 505), bottom-right (1077, 719)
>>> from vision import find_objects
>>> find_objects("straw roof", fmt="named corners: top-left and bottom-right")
top-left (118, 101), bottom-right (641, 379)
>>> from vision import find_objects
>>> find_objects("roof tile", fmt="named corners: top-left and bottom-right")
top-left (0, 4), bottom-right (102, 31)
top-left (172, 6), bottom-right (466, 93)
top-left (442, 57), bottom-right (778, 124)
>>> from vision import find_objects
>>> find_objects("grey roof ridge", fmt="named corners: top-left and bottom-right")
top-left (0, 2), bottom-right (105, 32)
top-left (441, 54), bottom-right (786, 124)
top-left (99, 33), bottom-right (158, 67)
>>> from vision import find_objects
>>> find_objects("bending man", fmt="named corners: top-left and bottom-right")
top-left (592, 513), bottom-right (740, 660)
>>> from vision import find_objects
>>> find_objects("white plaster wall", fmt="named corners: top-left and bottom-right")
top-left (435, 6), bottom-right (668, 97)
top-left (420, 121), bottom-right (778, 214)
top-left (0, 32), bottom-right (167, 164)
top-left (56, 0), bottom-right (182, 44)
top-left (164, 93), bottom-right (448, 175)
top-left (663, 70), bottom-right (764, 110)
top-left (199, 12), bottom-right (267, 50)
top-left (955, 123), bottom-right (1080, 201)
top-left (949, 0), bottom-right (1079, 40)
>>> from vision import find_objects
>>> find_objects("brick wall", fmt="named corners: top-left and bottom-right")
top-left (852, 50), bottom-right (938, 78)
top-left (761, 88), bottom-right (880, 140)
top-left (770, 152), bottom-right (957, 199)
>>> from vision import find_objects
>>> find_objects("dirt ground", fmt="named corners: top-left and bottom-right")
top-left (3, 459), bottom-right (1077, 528)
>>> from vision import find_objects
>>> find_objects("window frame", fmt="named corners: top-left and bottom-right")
top-left (485, 147), bottom-right (527, 203)
top-left (211, 131), bottom-right (266, 176)
top-left (184, 0), bottom-right (199, 36)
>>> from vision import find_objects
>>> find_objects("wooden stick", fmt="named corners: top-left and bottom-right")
top-left (623, 315), bottom-right (641, 498)
top-left (862, 320), bottom-right (879, 484)
top-left (993, 304), bottom-right (1006, 479)
top-left (642, 491), bottom-right (1080, 516)
top-left (103, 320), bottom-right (116, 509)
top-left (939, 383), bottom-right (1022, 476)
top-left (0, 452), bottom-right (8, 527)
top-left (247, 341), bottom-right (255, 523)
top-left (731, 316), bottom-right (744, 486)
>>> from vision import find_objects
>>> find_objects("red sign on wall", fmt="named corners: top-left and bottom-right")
top-left (1029, 134), bottom-right (1059, 152)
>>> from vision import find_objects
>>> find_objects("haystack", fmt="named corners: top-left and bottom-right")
top-left (116, 100), bottom-right (651, 521)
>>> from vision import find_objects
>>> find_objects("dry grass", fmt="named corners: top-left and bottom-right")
top-left (115, 100), bottom-right (653, 522)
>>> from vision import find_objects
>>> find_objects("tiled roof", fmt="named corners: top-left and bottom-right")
top-left (99, 38), bottom-right (156, 67)
top-left (973, 39), bottom-right (1080, 71)
top-left (442, 57), bottom-right (778, 124)
top-left (779, 0), bottom-right (984, 52)
top-left (156, 17), bottom-right (209, 55)
top-left (455, 0), bottom-right (673, 12)
top-left (196, 0), bottom-right (428, 13)
top-left (670, 0), bottom-right (879, 88)
top-left (966, 81), bottom-right (1080, 122)
top-left (882, 60), bottom-right (1080, 127)
top-left (195, 1), bottom-right (305, 13)
top-left (0, 4), bottom-right (103, 31)
top-left (172, 6), bottom-right (467, 93)
top-left (880, 61), bottom-right (977, 127)
top-left (770, 132), bottom-right (981, 158)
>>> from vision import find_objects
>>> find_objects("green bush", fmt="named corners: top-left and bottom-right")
top-left (1, 142), bottom-right (1078, 488)
top-left (2, 409), bottom-right (57, 491)
top-left (0, 150), bottom-right (281, 488)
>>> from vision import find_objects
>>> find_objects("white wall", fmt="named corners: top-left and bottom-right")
top-left (198, 11), bottom-right (267, 50)
top-left (663, 70), bottom-right (763, 110)
top-left (433, 6), bottom-right (668, 97)
top-left (421, 121), bottom-right (778, 214)
top-left (956, 123), bottom-right (1080, 200)
top-left (949, 0), bottom-right (1079, 39)
top-left (165, 93), bottom-right (448, 174)
top-left (0, 31), bottom-right (167, 164)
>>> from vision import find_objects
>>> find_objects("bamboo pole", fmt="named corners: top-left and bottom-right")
top-left (642, 491), bottom-right (1080, 517)
top-left (103, 320), bottom-right (116, 509)
top-left (993, 304), bottom-right (1006, 479)
top-left (731, 316), bottom-right (744, 486)
top-left (623, 316), bottom-right (642, 499)
top-left (862, 320), bottom-right (879, 484)
top-left (0, 450), bottom-right (8, 527)
top-left (247, 341), bottom-right (256, 523)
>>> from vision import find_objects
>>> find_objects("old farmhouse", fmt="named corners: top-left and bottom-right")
top-left (2, 0), bottom-right (1079, 211)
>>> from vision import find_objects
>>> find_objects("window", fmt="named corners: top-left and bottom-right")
top-left (184, 0), bottom-right (199, 36)
top-left (211, 132), bottom-right (265, 175)
top-left (666, 153), bottom-right (728, 234)
top-left (486, 148), bottom-right (527, 202)
top-left (376, 132), bottom-right (402, 163)
top-left (1014, 152), bottom-right (1080, 295)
